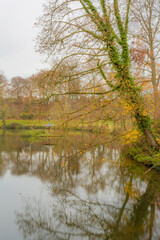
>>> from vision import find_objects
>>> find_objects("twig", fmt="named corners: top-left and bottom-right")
top-left (144, 163), bottom-right (160, 175)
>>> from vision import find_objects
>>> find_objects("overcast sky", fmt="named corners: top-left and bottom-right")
top-left (0, 0), bottom-right (49, 80)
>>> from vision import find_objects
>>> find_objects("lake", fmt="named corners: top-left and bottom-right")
top-left (0, 131), bottom-right (160, 240)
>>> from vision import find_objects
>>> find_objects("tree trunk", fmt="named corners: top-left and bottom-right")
top-left (145, 129), bottom-right (158, 148)
top-left (133, 107), bottom-right (158, 148)
top-left (153, 85), bottom-right (159, 122)
top-left (121, 75), bottom-right (159, 148)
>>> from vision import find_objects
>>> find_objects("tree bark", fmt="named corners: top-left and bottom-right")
top-left (145, 129), bottom-right (158, 148)
top-left (153, 85), bottom-right (159, 121)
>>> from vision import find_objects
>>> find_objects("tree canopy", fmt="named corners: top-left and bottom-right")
top-left (36, 0), bottom-right (160, 148)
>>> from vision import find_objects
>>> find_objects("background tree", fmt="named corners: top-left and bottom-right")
top-left (0, 72), bottom-right (7, 125)
top-left (130, 0), bottom-right (160, 121)
top-left (0, 72), bottom-right (7, 99)
top-left (10, 76), bottom-right (26, 104)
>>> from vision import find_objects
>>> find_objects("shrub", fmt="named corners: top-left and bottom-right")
top-left (21, 113), bottom-right (34, 120)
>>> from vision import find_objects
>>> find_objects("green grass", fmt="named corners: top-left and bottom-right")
top-left (0, 119), bottom-right (59, 127)
top-left (122, 137), bottom-right (160, 169)
top-left (0, 119), bottom-right (113, 130)
top-left (0, 128), bottom-right (63, 138)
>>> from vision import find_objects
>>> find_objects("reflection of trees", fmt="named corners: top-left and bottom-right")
top-left (15, 148), bottom-right (160, 240)
top-left (16, 179), bottom-right (160, 240)
top-left (1, 133), bottom-right (160, 239)
top-left (0, 133), bottom-right (121, 195)
top-left (125, 182), bottom-right (157, 240)
top-left (0, 130), bottom-right (7, 176)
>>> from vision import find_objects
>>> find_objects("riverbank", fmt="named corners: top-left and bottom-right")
top-left (0, 119), bottom-right (114, 137)
top-left (122, 135), bottom-right (160, 171)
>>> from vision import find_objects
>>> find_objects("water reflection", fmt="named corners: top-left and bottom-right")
top-left (15, 177), bottom-right (160, 240)
top-left (16, 179), bottom-right (160, 240)
top-left (0, 132), bottom-right (160, 239)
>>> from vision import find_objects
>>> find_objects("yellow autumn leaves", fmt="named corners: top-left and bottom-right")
top-left (123, 129), bottom-right (142, 144)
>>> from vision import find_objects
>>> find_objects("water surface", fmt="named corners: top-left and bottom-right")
top-left (0, 131), bottom-right (160, 240)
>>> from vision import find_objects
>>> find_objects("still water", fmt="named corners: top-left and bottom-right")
top-left (0, 131), bottom-right (160, 240)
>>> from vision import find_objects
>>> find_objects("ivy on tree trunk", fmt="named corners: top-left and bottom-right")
top-left (80, 0), bottom-right (158, 147)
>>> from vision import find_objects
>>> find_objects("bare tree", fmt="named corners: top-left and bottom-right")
top-left (10, 76), bottom-right (26, 104)
top-left (0, 72), bottom-right (7, 98)
top-left (130, 0), bottom-right (160, 120)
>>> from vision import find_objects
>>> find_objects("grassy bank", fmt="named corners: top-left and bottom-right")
top-left (0, 119), bottom-right (60, 128)
top-left (0, 119), bottom-right (114, 137)
top-left (122, 136), bottom-right (160, 171)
